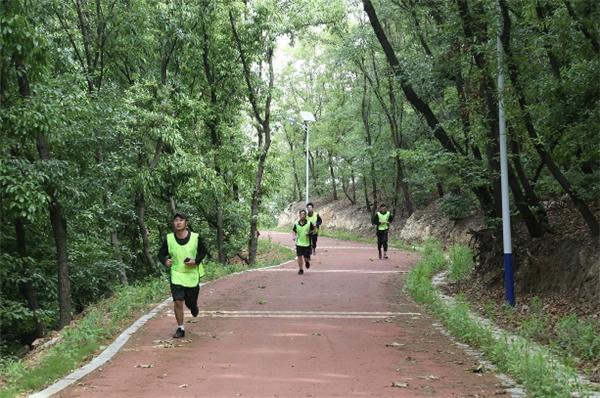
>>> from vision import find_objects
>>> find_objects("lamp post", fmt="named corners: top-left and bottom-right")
top-left (497, 1), bottom-right (515, 306)
top-left (300, 111), bottom-right (315, 206)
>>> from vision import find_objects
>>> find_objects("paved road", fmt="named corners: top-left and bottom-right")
top-left (57, 232), bottom-right (505, 397)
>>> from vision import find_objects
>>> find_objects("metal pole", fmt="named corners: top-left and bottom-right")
top-left (305, 121), bottom-right (309, 206)
top-left (497, 1), bottom-right (515, 306)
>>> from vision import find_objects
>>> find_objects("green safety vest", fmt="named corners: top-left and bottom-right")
top-left (295, 221), bottom-right (312, 247)
top-left (377, 211), bottom-right (391, 231)
top-left (167, 232), bottom-right (205, 287)
top-left (306, 212), bottom-right (319, 234)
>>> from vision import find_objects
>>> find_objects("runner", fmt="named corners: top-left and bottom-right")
top-left (158, 212), bottom-right (207, 338)
top-left (372, 204), bottom-right (393, 259)
top-left (306, 202), bottom-right (322, 255)
top-left (292, 209), bottom-right (315, 274)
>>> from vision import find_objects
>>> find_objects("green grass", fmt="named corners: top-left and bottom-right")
top-left (405, 240), bottom-right (591, 398)
top-left (0, 240), bottom-right (294, 398)
top-left (447, 244), bottom-right (475, 282)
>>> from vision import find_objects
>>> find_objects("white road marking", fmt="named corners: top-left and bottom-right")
top-left (257, 269), bottom-right (407, 274)
top-left (195, 310), bottom-right (421, 319)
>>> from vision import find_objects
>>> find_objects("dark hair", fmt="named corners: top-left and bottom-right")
top-left (306, 202), bottom-right (314, 207)
top-left (299, 209), bottom-right (307, 215)
top-left (379, 203), bottom-right (386, 208)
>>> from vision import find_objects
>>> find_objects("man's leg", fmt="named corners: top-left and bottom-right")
top-left (311, 234), bottom-right (318, 255)
top-left (383, 231), bottom-right (389, 259)
top-left (297, 248), bottom-right (304, 274)
top-left (376, 231), bottom-right (383, 259)
top-left (171, 283), bottom-right (186, 338)
top-left (184, 286), bottom-right (200, 317)
top-left (304, 254), bottom-right (311, 269)
top-left (173, 299), bottom-right (185, 338)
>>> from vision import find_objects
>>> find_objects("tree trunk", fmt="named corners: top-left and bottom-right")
top-left (328, 151), bottom-right (338, 200)
top-left (509, 136), bottom-right (548, 227)
top-left (562, 0), bottom-right (599, 53)
top-left (135, 192), bottom-right (156, 269)
top-left (535, 1), bottom-right (562, 80)
top-left (362, 173), bottom-right (372, 213)
top-left (110, 231), bottom-right (128, 285)
top-left (288, 139), bottom-right (303, 202)
top-left (363, 0), bottom-right (501, 222)
top-left (229, 10), bottom-right (274, 265)
top-left (455, 0), bottom-right (502, 218)
top-left (499, 0), bottom-right (599, 237)
top-left (216, 205), bottom-right (226, 264)
top-left (351, 170), bottom-right (357, 203)
top-left (15, 218), bottom-right (44, 339)
top-left (361, 73), bottom-right (378, 210)
top-left (15, 55), bottom-right (71, 328)
top-left (436, 182), bottom-right (444, 198)
top-left (48, 199), bottom-right (71, 328)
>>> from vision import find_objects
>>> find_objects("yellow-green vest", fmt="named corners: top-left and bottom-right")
top-left (306, 212), bottom-right (319, 234)
top-left (295, 221), bottom-right (312, 247)
top-left (167, 232), bottom-right (205, 287)
top-left (377, 211), bottom-right (391, 231)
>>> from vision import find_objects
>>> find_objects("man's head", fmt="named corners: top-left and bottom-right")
top-left (172, 212), bottom-right (188, 231)
top-left (379, 203), bottom-right (387, 212)
top-left (306, 202), bottom-right (314, 213)
top-left (299, 209), bottom-right (307, 221)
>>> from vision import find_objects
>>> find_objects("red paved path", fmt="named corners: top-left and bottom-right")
top-left (58, 232), bottom-right (504, 397)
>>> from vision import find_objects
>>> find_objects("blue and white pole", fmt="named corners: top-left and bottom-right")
top-left (497, 2), bottom-right (515, 306)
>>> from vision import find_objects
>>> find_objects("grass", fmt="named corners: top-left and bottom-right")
top-left (447, 244), bottom-right (475, 282)
top-left (0, 239), bottom-right (294, 398)
top-left (406, 240), bottom-right (593, 398)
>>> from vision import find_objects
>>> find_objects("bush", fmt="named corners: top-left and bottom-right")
top-left (440, 193), bottom-right (474, 220)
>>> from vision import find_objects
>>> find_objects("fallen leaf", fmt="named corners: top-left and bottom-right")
top-left (258, 300), bottom-right (267, 305)
top-left (418, 375), bottom-right (440, 381)
top-left (392, 382), bottom-right (409, 388)
top-left (135, 364), bottom-right (154, 368)
top-left (386, 342), bottom-right (405, 347)
top-left (179, 384), bottom-right (188, 388)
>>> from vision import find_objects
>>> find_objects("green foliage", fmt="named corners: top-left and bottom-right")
top-left (440, 194), bottom-right (475, 220)
top-left (447, 244), bottom-right (474, 282)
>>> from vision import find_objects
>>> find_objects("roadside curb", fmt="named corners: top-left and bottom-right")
top-left (28, 259), bottom-right (295, 398)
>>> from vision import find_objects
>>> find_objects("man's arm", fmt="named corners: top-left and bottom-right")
top-left (388, 213), bottom-right (394, 223)
top-left (158, 241), bottom-right (169, 266)
top-left (316, 214), bottom-right (323, 227)
top-left (195, 239), bottom-right (208, 264)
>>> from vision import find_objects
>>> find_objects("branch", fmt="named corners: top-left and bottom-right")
top-left (229, 9), bottom-right (265, 126)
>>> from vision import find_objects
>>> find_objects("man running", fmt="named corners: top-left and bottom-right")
top-left (306, 202), bottom-right (322, 255)
top-left (158, 212), bottom-right (207, 338)
top-left (292, 209), bottom-right (315, 274)
top-left (372, 204), bottom-right (393, 259)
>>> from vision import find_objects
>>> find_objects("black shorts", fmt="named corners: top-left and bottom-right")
top-left (170, 283), bottom-right (199, 310)
top-left (296, 245), bottom-right (311, 258)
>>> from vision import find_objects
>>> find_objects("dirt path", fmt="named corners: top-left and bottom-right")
top-left (57, 232), bottom-right (506, 397)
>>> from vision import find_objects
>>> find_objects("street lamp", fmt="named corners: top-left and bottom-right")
top-left (300, 111), bottom-right (315, 206)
